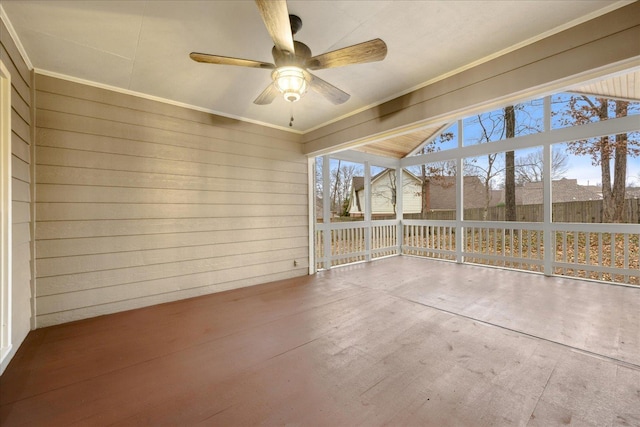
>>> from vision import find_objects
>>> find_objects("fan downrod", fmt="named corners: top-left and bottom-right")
top-left (289, 15), bottom-right (302, 35)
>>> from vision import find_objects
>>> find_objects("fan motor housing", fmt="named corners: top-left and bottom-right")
top-left (272, 41), bottom-right (311, 67)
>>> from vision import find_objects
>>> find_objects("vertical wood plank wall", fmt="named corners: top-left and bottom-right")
top-left (34, 75), bottom-right (309, 327)
top-left (1, 19), bottom-right (33, 359)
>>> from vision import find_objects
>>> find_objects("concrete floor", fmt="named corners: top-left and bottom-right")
top-left (1, 256), bottom-right (639, 426)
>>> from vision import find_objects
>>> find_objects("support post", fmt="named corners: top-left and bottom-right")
top-left (364, 161), bottom-right (372, 262)
top-left (396, 167), bottom-right (404, 256)
top-left (322, 155), bottom-right (331, 269)
top-left (308, 158), bottom-right (316, 274)
top-left (456, 120), bottom-right (465, 263)
top-left (543, 96), bottom-right (553, 276)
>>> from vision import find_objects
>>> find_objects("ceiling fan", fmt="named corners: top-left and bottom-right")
top-left (190, 0), bottom-right (387, 106)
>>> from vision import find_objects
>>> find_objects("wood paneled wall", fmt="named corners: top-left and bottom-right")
top-left (1, 18), bottom-right (34, 368)
top-left (34, 75), bottom-right (308, 327)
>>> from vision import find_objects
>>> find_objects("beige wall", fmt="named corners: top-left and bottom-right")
top-left (34, 75), bottom-right (308, 327)
top-left (1, 18), bottom-right (34, 370)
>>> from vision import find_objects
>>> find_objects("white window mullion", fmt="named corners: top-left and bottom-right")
top-left (396, 167), bottom-right (403, 255)
top-left (543, 96), bottom-right (553, 276)
top-left (364, 161), bottom-right (372, 262)
top-left (322, 155), bottom-right (331, 269)
top-left (456, 119), bottom-right (464, 264)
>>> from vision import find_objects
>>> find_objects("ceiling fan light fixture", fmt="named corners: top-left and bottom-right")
top-left (191, 3), bottom-right (386, 107)
top-left (273, 66), bottom-right (308, 102)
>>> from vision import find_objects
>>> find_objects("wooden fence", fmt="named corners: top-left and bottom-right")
top-left (405, 199), bottom-right (640, 223)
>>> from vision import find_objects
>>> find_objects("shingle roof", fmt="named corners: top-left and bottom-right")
top-left (352, 176), bottom-right (365, 192)
top-left (515, 178), bottom-right (602, 204)
top-left (428, 176), bottom-right (501, 209)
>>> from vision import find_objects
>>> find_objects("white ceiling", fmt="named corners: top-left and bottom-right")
top-left (1, 0), bottom-right (631, 132)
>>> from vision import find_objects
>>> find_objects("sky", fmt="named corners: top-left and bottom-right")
top-left (559, 145), bottom-right (640, 187)
top-left (416, 96), bottom-right (640, 188)
top-left (323, 94), bottom-right (640, 189)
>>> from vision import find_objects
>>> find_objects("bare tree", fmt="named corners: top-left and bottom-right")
top-left (466, 155), bottom-right (503, 220)
top-left (320, 160), bottom-right (364, 217)
top-left (315, 156), bottom-right (324, 200)
top-left (371, 169), bottom-right (419, 215)
top-left (410, 131), bottom-right (455, 217)
top-left (331, 160), bottom-right (342, 214)
top-left (469, 111), bottom-right (507, 220)
top-left (560, 96), bottom-right (639, 222)
top-left (504, 106), bottom-right (516, 221)
top-left (515, 149), bottom-right (569, 185)
top-left (467, 104), bottom-right (541, 220)
top-left (337, 164), bottom-right (360, 216)
top-left (371, 170), bottom-right (398, 214)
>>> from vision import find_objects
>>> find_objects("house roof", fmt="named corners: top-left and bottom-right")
top-left (351, 173), bottom-right (501, 210)
top-left (351, 168), bottom-right (421, 192)
top-left (352, 176), bottom-right (365, 193)
top-left (627, 188), bottom-right (640, 199)
top-left (515, 178), bottom-right (602, 204)
top-left (428, 176), bottom-right (502, 210)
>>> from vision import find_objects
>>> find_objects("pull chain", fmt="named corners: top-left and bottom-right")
top-left (289, 103), bottom-right (294, 127)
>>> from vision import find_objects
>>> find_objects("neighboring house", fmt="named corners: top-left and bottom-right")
top-left (579, 184), bottom-right (640, 200)
top-left (427, 176), bottom-right (502, 210)
top-left (627, 187), bottom-right (640, 199)
top-left (348, 171), bottom-right (502, 216)
top-left (583, 185), bottom-right (604, 199)
top-left (348, 169), bottom-right (423, 217)
top-left (506, 178), bottom-right (603, 205)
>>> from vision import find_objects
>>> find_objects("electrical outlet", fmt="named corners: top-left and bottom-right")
top-left (293, 260), bottom-right (298, 267)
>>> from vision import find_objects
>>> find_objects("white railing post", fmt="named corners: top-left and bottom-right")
top-left (322, 155), bottom-right (331, 270)
top-left (364, 161), bottom-right (372, 262)
top-left (543, 96), bottom-right (553, 276)
top-left (396, 167), bottom-right (404, 255)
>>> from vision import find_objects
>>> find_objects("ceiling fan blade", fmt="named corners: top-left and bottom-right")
top-left (254, 83), bottom-right (280, 105)
top-left (309, 73), bottom-right (350, 105)
top-left (306, 38), bottom-right (387, 70)
top-left (190, 52), bottom-right (275, 69)
top-left (255, 0), bottom-right (295, 54)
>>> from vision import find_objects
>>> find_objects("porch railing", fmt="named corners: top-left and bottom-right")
top-left (315, 220), bottom-right (399, 270)
top-left (402, 220), bottom-right (457, 261)
top-left (461, 221), bottom-right (545, 273)
top-left (551, 223), bottom-right (639, 286)
top-left (316, 219), bottom-right (639, 287)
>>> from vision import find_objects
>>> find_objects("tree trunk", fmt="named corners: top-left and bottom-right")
top-left (601, 135), bottom-right (614, 222)
top-left (389, 173), bottom-right (397, 215)
top-left (483, 183), bottom-right (490, 221)
top-left (595, 100), bottom-right (615, 222)
top-left (421, 164), bottom-right (429, 218)
top-left (612, 101), bottom-right (628, 222)
top-left (331, 160), bottom-right (341, 215)
top-left (504, 106), bottom-right (516, 221)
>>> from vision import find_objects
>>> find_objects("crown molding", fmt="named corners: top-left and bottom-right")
top-left (0, 4), bottom-right (33, 70)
